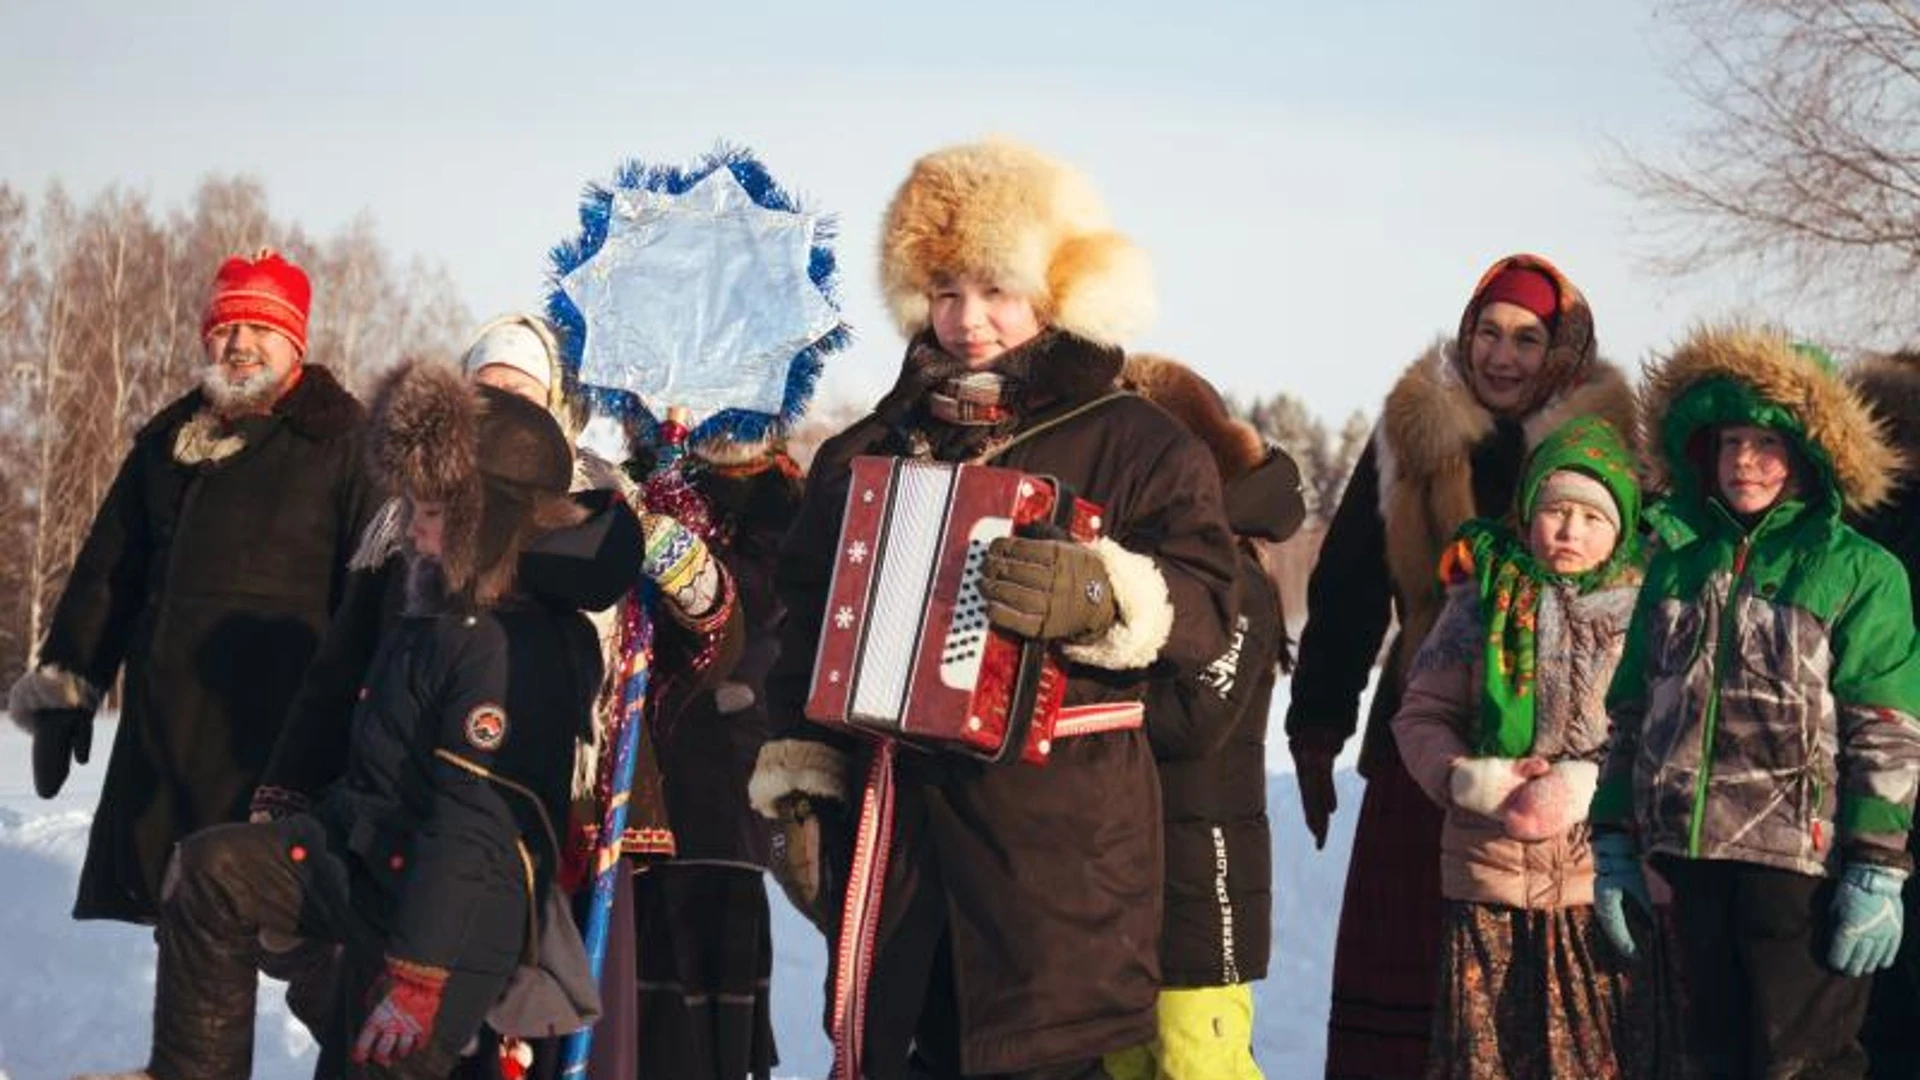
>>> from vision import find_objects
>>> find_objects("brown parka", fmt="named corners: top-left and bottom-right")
top-left (761, 332), bottom-right (1238, 1074)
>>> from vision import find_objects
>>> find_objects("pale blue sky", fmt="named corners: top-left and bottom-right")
top-left (1, 2), bottom-right (1773, 420)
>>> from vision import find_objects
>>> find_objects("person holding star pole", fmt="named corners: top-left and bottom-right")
top-left (545, 149), bottom-right (848, 1079)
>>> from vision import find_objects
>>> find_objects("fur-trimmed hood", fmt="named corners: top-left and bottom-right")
top-left (368, 360), bottom-right (577, 607)
top-left (879, 138), bottom-right (1154, 348)
top-left (1117, 351), bottom-right (1307, 542)
top-left (1643, 325), bottom-right (1901, 515)
top-left (1118, 353), bottom-right (1264, 482)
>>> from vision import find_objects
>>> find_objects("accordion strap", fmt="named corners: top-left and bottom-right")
top-left (972, 391), bottom-right (1131, 465)
top-left (1051, 701), bottom-right (1146, 740)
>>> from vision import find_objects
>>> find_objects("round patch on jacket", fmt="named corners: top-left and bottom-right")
top-left (464, 704), bottom-right (508, 752)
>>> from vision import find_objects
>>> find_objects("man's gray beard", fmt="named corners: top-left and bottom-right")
top-left (200, 361), bottom-right (286, 415)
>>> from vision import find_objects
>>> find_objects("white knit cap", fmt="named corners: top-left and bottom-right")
top-left (461, 315), bottom-right (556, 393)
top-left (1534, 469), bottom-right (1622, 533)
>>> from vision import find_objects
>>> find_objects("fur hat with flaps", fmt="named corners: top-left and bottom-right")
top-left (369, 360), bottom-right (578, 607)
top-left (880, 138), bottom-right (1155, 348)
top-left (1643, 325), bottom-right (1902, 515)
top-left (1453, 253), bottom-right (1597, 416)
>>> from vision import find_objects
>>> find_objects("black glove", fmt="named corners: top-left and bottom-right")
top-left (978, 536), bottom-right (1118, 643)
top-left (768, 793), bottom-right (853, 935)
top-left (32, 707), bottom-right (93, 799)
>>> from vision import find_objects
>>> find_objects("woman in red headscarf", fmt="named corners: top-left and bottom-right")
top-left (1285, 255), bottom-right (1638, 1078)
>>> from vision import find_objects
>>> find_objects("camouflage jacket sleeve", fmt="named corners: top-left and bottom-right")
top-left (1591, 588), bottom-right (1654, 830)
top-left (1830, 547), bottom-right (1920, 868)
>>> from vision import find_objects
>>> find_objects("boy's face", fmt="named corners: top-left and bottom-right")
top-left (929, 277), bottom-right (1043, 369)
top-left (1527, 499), bottom-right (1619, 574)
top-left (408, 499), bottom-right (447, 559)
top-left (1716, 425), bottom-right (1795, 515)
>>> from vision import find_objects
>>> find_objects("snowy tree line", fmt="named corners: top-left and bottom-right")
top-left (0, 177), bottom-right (470, 682)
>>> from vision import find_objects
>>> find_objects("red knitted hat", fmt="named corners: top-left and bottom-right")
top-left (1476, 264), bottom-right (1559, 324)
top-left (202, 248), bottom-right (310, 354)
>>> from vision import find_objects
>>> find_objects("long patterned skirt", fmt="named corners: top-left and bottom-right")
top-left (1427, 900), bottom-right (1685, 1080)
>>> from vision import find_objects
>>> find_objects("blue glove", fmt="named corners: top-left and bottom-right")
top-left (1591, 831), bottom-right (1651, 959)
top-left (1828, 863), bottom-right (1909, 977)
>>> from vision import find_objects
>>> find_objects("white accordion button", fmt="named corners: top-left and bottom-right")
top-left (1089, 515), bottom-right (1102, 531)
top-left (1018, 481), bottom-right (1034, 498)
top-left (967, 715), bottom-right (983, 732)
top-left (1037, 739), bottom-right (1052, 755)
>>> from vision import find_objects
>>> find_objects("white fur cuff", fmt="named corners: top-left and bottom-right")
top-left (748, 739), bottom-right (850, 819)
top-left (1061, 537), bottom-right (1175, 671)
top-left (1449, 757), bottom-right (1524, 818)
top-left (1552, 760), bottom-right (1600, 824)
top-left (8, 664), bottom-right (102, 734)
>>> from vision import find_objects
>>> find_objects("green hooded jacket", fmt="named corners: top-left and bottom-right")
top-left (1591, 327), bottom-right (1920, 876)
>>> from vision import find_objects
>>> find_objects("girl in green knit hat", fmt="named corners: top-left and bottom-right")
top-left (1393, 416), bottom-right (1684, 1078)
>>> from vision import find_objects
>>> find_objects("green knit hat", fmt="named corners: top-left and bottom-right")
top-left (1518, 415), bottom-right (1641, 570)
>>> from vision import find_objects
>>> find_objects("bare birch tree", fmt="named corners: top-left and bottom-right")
top-left (1620, 0), bottom-right (1920, 337)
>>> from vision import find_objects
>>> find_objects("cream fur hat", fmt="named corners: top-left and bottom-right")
top-left (878, 137), bottom-right (1155, 348)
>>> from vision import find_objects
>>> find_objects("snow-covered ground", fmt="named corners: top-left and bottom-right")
top-left (0, 689), bottom-right (1366, 1079)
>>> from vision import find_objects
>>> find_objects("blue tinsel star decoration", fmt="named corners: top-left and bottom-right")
top-left (548, 148), bottom-right (849, 449)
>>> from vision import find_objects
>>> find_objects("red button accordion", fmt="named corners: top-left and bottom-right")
top-left (805, 456), bottom-right (1105, 764)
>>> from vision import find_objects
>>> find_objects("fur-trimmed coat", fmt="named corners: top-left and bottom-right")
top-left (759, 333), bottom-right (1237, 1074)
top-left (1286, 344), bottom-right (1637, 776)
top-left (31, 367), bottom-right (376, 922)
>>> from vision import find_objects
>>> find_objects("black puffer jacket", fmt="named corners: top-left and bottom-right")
top-left (317, 587), bottom-right (603, 970)
top-left (1148, 450), bottom-right (1293, 986)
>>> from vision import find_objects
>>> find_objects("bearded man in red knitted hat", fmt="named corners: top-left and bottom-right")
top-left (6, 249), bottom-right (379, 929)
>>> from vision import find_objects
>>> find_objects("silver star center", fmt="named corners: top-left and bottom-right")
top-left (560, 168), bottom-right (840, 421)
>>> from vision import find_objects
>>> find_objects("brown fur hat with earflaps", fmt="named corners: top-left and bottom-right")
top-left (879, 137), bottom-right (1155, 348)
top-left (368, 359), bottom-right (582, 608)
top-left (1119, 353), bottom-right (1264, 483)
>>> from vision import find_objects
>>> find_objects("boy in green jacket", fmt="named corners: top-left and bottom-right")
top-left (1591, 326), bottom-right (1920, 1077)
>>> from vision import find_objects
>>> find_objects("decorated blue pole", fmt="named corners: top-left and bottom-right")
top-left (561, 592), bottom-right (654, 1076)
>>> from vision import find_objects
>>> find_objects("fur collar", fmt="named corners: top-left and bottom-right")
top-left (1643, 326), bottom-right (1900, 514)
top-left (1376, 343), bottom-right (1637, 513)
top-left (1372, 343), bottom-right (1636, 679)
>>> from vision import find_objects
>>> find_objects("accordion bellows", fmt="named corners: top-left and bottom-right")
top-left (806, 457), bottom-right (1103, 764)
